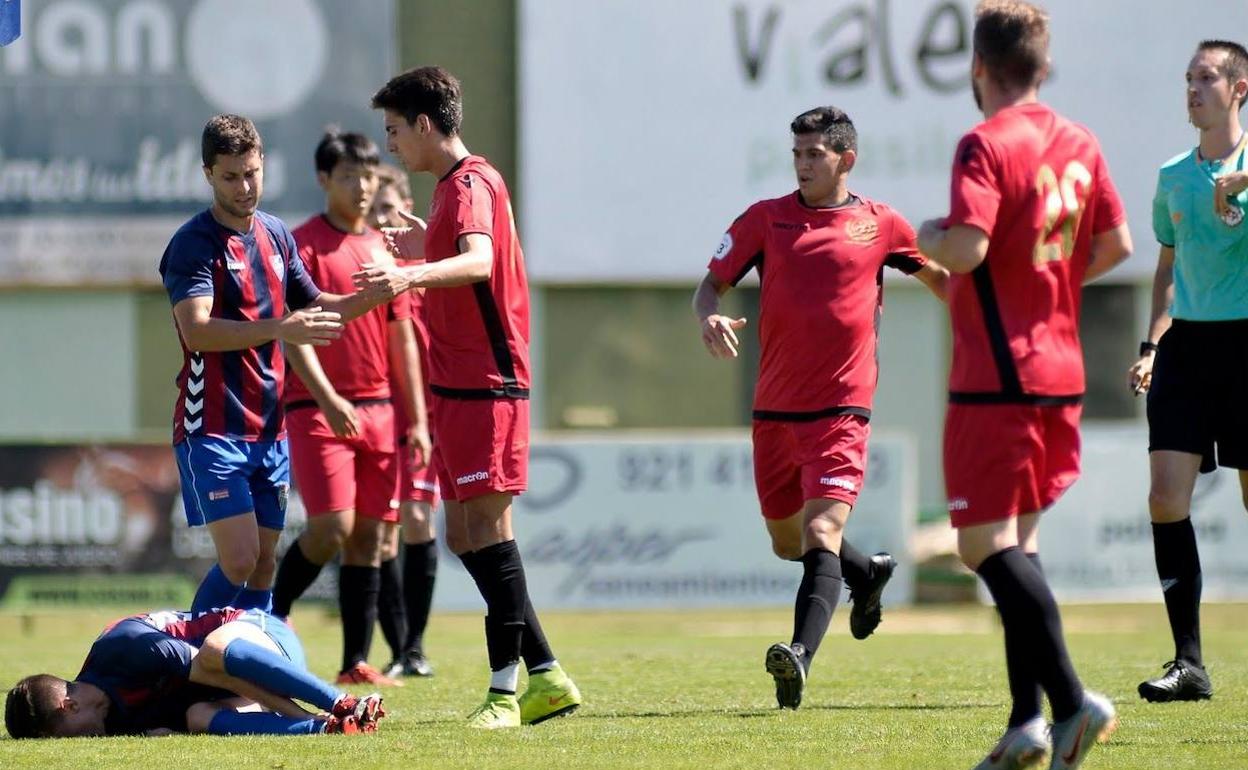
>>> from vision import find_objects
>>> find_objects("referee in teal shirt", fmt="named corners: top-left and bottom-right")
top-left (1129, 39), bottom-right (1248, 705)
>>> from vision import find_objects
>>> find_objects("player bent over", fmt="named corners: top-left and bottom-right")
top-left (357, 66), bottom-right (581, 728)
top-left (5, 608), bottom-right (384, 738)
top-left (1127, 39), bottom-right (1248, 704)
top-left (160, 115), bottom-right (391, 618)
top-left (270, 130), bottom-right (429, 688)
top-left (694, 106), bottom-right (947, 709)
top-left (918, 3), bottom-right (1132, 768)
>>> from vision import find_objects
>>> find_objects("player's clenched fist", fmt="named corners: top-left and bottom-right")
top-left (277, 306), bottom-right (343, 346)
top-left (1128, 352), bottom-right (1155, 395)
top-left (701, 314), bottom-right (748, 359)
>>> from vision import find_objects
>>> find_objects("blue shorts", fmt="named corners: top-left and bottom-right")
top-left (236, 609), bottom-right (307, 671)
top-left (174, 436), bottom-right (290, 530)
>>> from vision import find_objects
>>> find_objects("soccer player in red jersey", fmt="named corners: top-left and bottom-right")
top-left (916, 3), bottom-right (1132, 768)
top-left (695, 107), bottom-right (948, 710)
top-left (369, 165), bottom-right (440, 679)
top-left (356, 66), bottom-right (581, 729)
top-left (160, 116), bottom-right (391, 619)
top-left (268, 131), bottom-right (430, 688)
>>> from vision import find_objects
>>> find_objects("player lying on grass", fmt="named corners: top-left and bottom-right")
top-left (4, 608), bottom-right (384, 738)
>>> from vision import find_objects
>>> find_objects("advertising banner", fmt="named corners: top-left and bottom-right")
top-left (0, 433), bottom-right (916, 610)
top-left (0, 0), bottom-right (394, 285)
top-left (520, 0), bottom-right (1247, 283)
top-left (1039, 425), bottom-right (1248, 602)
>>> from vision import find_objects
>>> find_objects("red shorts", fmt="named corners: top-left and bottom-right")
top-left (431, 395), bottom-right (529, 502)
top-left (286, 401), bottom-right (400, 522)
top-left (398, 443), bottom-right (442, 505)
top-left (752, 413), bottom-right (870, 520)
top-left (943, 403), bottom-right (1081, 528)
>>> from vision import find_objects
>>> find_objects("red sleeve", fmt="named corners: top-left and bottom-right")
top-left (946, 132), bottom-right (1000, 236)
top-left (883, 209), bottom-right (926, 274)
top-left (1090, 150), bottom-right (1126, 235)
top-left (451, 172), bottom-right (495, 241)
top-left (707, 203), bottom-right (767, 286)
top-left (387, 291), bottom-right (413, 323)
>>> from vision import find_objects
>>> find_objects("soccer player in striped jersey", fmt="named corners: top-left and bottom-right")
top-left (159, 115), bottom-right (390, 620)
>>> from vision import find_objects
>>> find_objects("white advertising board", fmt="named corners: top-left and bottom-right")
top-left (430, 432), bottom-right (916, 611)
top-left (520, 0), bottom-right (1246, 283)
top-left (1039, 425), bottom-right (1248, 602)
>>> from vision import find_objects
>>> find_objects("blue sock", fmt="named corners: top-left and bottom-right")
top-left (235, 586), bottom-right (273, 612)
top-left (192, 564), bottom-right (242, 612)
top-left (223, 639), bottom-right (341, 711)
top-left (207, 709), bottom-right (323, 735)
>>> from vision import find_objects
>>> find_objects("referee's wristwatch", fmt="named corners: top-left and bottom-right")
top-left (1139, 341), bottom-right (1159, 356)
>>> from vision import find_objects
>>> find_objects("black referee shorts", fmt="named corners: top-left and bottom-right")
top-left (1147, 318), bottom-right (1248, 473)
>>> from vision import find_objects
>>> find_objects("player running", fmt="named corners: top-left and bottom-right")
top-left (270, 130), bottom-right (430, 688)
top-left (694, 106), bottom-right (947, 710)
top-left (917, 3), bottom-right (1132, 768)
top-left (1127, 39), bottom-right (1248, 704)
top-left (354, 66), bottom-right (581, 728)
top-left (160, 115), bottom-right (390, 617)
top-left (369, 164), bottom-right (441, 680)
top-left (5, 608), bottom-right (384, 738)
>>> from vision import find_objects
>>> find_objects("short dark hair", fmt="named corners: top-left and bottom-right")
top-left (376, 163), bottom-right (412, 201)
top-left (202, 114), bottom-right (262, 168)
top-left (973, 0), bottom-right (1050, 90)
top-left (314, 128), bottom-right (381, 175)
top-left (371, 66), bottom-right (463, 136)
top-left (790, 106), bottom-right (857, 153)
top-left (5, 675), bottom-right (65, 739)
top-left (1198, 39), bottom-right (1248, 109)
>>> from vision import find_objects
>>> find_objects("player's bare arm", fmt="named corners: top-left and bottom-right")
top-left (284, 343), bottom-right (360, 439)
top-left (1084, 222), bottom-right (1134, 284)
top-left (916, 220), bottom-right (989, 274)
top-left (692, 272), bottom-right (747, 359)
top-left (911, 260), bottom-right (950, 301)
top-left (172, 296), bottom-right (343, 351)
top-left (388, 318), bottom-right (431, 468)
top-left (1128, 245), bottom-right (1176, 395)
top-left (354, 233), bottom-right (494, 296)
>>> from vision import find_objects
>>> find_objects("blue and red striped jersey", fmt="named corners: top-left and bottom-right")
top-left (160, 210), bottom-right (320, 443)
top-left (76, 609), bottom-right (244, 735)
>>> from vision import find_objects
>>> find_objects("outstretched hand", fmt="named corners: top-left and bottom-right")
top-left (701, 315), bottom-right (748, 359)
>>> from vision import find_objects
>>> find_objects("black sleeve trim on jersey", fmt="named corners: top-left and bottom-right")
top-left (466, 281), bottom-right (526, 398)
top-left (971, 260), bottom-right (1024, 396)
top-left (752, 405), bottom-right (871, 422)
top-left (948, 392), bottom-right (1083, 406)
top-left (439, 156), bottom-right (471, 182)
top-left (431, 384), bottom-right (530, 400)
top-left (1157, 240), bottom-right (1176, 248)
top-left (884, 253), bottom-right (922, 274)
top-left (730, 251), bottom-right (764, 287)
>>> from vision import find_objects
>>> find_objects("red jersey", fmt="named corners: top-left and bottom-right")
top-left (944, 102), bottom-right (1125, 400)
top-left (393, 260), bottom-right (435, 432)
top-left (284, 215), bottom-right (412, 405)
top-left (423, 156), bottom-right (530, 398)
top-left (708, 192), bottom-right (925, 418)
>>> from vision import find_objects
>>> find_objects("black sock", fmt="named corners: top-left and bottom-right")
top-left (402, 539), bottom-right (438, 656)
top-left (460, 541), bottom-right (527, 672)
top-left (1152, 518), bottom-right (1203, 666)
top-left (338, 565), bottom-right (380, 673)
top-left (838, 539), bottom-right (871, 592)
top-left (791, 548), bottom-right (843, 671)
top-left (271, 541), bottom-right (323, 619)
top-left (1000, 552), bottom-right (1045, 727)
top-left (376, 557), bottom-right (407, 661)
top-left (521, 598), bottom-right (556, 671)
top-left (978, 547), bottom-right (1083, 722)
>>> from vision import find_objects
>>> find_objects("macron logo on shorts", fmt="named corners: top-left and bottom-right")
top-left (948, 498), bottom-right (969, 512)
top-left (820, 476), bottom-right (856, 492)
top-left (456, 470), bottom-right (490, 485)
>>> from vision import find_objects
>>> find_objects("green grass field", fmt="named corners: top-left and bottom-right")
top-left (1, 604), bottom-right (1246, 769)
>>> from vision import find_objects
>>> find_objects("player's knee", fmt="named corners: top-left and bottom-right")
top-left (803, 514), bottom-right (844, 547)
top-left (770, 538), bottom-right (801, 560)
top-left (185, 702), bottom-right (220, 734)
top-left (219, 550), bottom-right (259, 585)
top-left (444, 529), bottom-right (471, 556)
top-left (1147, 487), bottom-right (1189, 521)
top-left (249, 552), bottom-right (278, 585)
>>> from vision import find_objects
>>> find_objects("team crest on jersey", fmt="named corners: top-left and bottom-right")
top-left (270, 250), bottom-right (284, 276)
top-left (460, 173), bottom-right (474, 189)
top-left (845, 218), bottom-right (879, 243)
